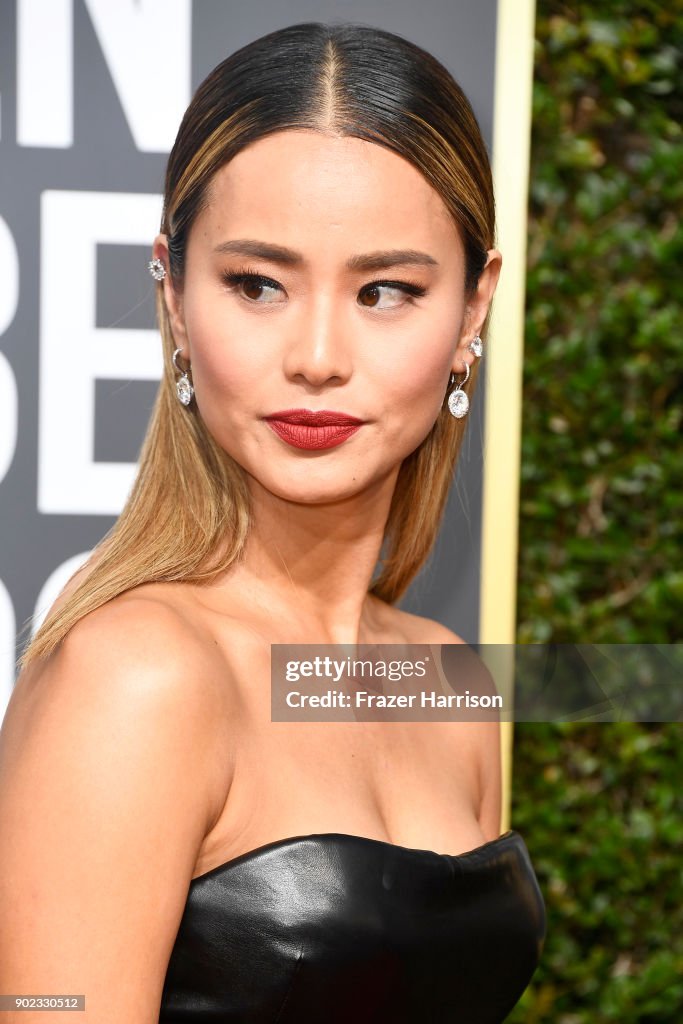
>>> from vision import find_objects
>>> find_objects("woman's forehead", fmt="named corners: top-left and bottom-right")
top-left (195, 129), bottom-right (461, 254)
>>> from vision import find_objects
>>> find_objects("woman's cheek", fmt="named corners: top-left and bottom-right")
top-left (186, 319), bottom-right (271, 401)
top-left (388, 341), bottom-right (452, 410)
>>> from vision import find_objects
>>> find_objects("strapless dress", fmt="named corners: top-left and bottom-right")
top-left (159, 828), bottom-right (546, 1023)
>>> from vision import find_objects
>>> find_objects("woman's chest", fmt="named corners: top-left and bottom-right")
top-left (196, 694), bottom-right (484, 877)
top-left (191, 609), bottom-right (486, 875)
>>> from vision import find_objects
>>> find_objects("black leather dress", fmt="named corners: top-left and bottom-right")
top-left (158, 828), bottom-right (546, 1022)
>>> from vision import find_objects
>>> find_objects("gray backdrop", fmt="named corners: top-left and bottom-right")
top-left (0, 0), bottom-right (498, 714)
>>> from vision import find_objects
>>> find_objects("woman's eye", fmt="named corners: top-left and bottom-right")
top-left (222, 269), bottom-right (426, 309)
top-left (223, 271), bottom-right (284, 303)
top-left (358, 282), bottom-right (425, 309)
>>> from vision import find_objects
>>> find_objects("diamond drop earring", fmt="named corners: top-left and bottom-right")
top-left (447, 361), bottom-right (470, 419)
top-left (148, 257), bottom-right (166, 281)
top-left (172, 347), bottom-right (194, 406)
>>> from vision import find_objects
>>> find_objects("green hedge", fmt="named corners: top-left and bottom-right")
top-left (509, 3), bottom-right (682, 1021)
top-left (518, 0), bottom-right (682, 644)
top-left (509, 723), bottom-right (682, 1022)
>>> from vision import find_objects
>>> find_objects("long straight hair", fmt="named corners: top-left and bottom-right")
top-left (21, 21), bottom-right (495, 669)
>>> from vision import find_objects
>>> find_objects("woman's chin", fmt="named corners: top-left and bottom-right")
top-left (244, 468), bottom-right (394, 507)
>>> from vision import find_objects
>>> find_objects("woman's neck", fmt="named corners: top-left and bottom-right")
top-left (224, 471), bottom-right (397, 644)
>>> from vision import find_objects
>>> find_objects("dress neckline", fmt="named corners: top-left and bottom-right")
top-left (189, 828), bottom-right (519, 885)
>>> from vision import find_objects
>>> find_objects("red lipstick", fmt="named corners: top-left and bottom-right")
top-left (264, 408), bottom-right (364, 451)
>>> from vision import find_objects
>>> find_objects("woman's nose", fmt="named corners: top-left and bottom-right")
top-left (282, 299), bottom-right (353, 387)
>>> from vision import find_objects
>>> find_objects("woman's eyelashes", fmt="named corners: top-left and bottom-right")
top-left (221, 265), bottom-right (427, 310)
top-left (358, 279), bottom-right (427, 309)
top-left (222, 268), bottom-right (283, 304)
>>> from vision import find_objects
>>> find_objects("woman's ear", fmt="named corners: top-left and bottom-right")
top-left (452, 248), bottom-right (503, 373)
top-left (152, 234), bottom-right (189, 349)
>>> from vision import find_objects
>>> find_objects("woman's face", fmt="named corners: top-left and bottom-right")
top-left (157, 129), bottom-right (499, 505)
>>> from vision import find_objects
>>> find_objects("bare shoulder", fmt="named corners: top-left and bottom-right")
top-left (0, 588), bottom-right (230, 1017)
top-left (5, 584), bottom-right (231, 849)
top-left (21, 586), bottom-right (234, 814)
top-left (408, 615), bottom-right (468, 645)
top-left (24, 586), bottom-right (217, 703)
top-left (371, 597), bottom-right (468, 645)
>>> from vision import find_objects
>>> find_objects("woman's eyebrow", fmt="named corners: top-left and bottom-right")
top-left (213, 238), bottom-right (439, 271)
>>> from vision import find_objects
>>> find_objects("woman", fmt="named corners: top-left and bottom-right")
top-left (0, 21), bottom-right (545, 1023)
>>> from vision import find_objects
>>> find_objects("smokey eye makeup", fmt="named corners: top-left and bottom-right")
top-left (221, 264), bottom-right (429, 308)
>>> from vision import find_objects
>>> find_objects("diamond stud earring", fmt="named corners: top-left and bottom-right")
top-left (447, 361), bottom-right (471, 419)
top-left (468, 334), bottom-right (483, 358)
top-left (172, 347), bottom-right (194, 406)
top-left (148, 257), bottom-right (166, 281)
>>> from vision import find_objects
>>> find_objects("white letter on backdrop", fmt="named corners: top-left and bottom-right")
top-left (0, 217), bottom-right (19, 484)
top-left (84, 0), bottom-right (191, 152)
top-left (0, 216), bottom-right (19, 335)
top-left (0, 579), bottom-right (16, 723)
top-left (17, 0), bottom-right (73, 148)
top-left (0, 355), bottom-right (17, 486)
top-left (39, 190), bottom-right (163, 515)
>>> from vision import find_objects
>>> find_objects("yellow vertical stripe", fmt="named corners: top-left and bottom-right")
top-left (483, 0), bottom-right (537, 830)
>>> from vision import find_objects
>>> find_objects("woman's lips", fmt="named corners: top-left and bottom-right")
top-left (265, 420), bottom-right (363, 450)
top-left (264, 409), bottom-right (364, 450)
